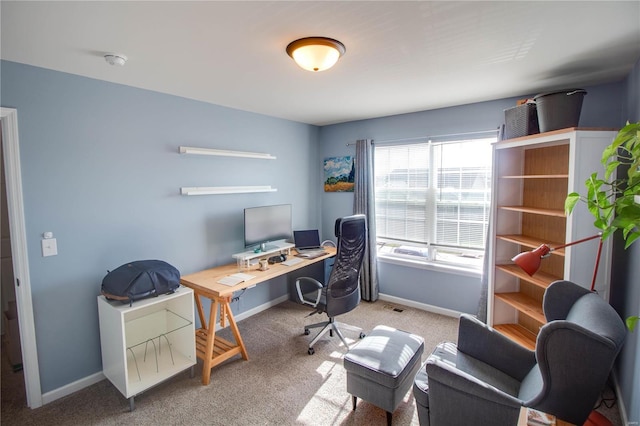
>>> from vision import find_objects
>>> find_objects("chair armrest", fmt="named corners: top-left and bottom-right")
top-left (457, 314), bottom-right (535, 381)
top-left (426, 352), bottom-right (523, 407)
top-left (295, 277), bottom-right (323, 307)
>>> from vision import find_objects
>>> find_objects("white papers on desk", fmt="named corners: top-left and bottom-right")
top-left (217, 273), bottom-right (255, 286)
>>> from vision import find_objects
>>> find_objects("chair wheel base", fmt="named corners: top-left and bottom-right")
top-left (308, 347), bottom-right (315, 355)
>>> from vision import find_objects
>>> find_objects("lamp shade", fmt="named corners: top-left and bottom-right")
top-left (286, 37), bottom-right (345, 72)
top-left (511, 244), bottom-right (551, 276)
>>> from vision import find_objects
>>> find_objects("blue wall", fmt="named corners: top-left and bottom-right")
top-left (1, 60), bottom-right (321, 393)
top-left (318, 83), bottom-right (625, 314)
top-left (611, 57), bottom-right (640, 425)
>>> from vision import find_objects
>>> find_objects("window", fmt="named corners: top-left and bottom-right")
top-left (374, 136), bottom-right (495, 270)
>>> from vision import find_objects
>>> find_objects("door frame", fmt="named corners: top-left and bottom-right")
top-left (1, 107), bottom-right (42, 408)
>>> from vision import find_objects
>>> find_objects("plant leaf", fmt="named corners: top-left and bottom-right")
top-left (627, 316), bottom-right (639, 332)
top-left (568, 122), bottom-right (640, 249)
top-left (604, 160), bottom-right (620, 180)
top-left (624, 231), bottom-right (640, 249)
top-left (565, 193), bottom-right (580, 215)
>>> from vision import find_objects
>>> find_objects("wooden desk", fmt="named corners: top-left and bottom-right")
top-left (180, 248), bottom-right (336, 385)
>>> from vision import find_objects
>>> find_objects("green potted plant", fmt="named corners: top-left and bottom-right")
top-left (565, 121), bottom-right (640, 331)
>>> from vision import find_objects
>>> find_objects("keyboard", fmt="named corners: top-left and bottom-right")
top-left (282, 257), bottom-right (304, 266)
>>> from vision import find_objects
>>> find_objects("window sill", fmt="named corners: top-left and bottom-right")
top-left (377, 253), bottom-right (482, 278)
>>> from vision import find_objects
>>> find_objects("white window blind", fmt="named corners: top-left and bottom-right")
top-left (374, 136), bottom-right (494, 268)
top-left (375, 142), bottom-right (431, 244)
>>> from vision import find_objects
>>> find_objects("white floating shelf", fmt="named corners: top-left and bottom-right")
top-left (181, 186), bottom-right (277, 196)
top-left (179, 146), bottom-right (276, 160)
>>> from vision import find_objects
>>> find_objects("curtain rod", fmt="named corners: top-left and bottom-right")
top-left (346, 128), bottom-right (499, 146)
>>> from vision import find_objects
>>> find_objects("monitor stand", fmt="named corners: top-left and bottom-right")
top-left (232, 242), bottom-right (295, 271)
top-left (260, 242), bottom-right (282, 252)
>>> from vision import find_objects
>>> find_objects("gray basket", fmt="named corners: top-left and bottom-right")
top-left (534, 89), bottom-right (587, 132)
top-left (504, 103), bottom-right (539, 139)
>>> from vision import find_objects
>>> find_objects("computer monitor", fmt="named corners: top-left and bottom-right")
top-left (244, 204), bottom-right (292, 250)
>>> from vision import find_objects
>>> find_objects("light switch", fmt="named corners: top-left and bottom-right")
top-left (42, 238), bottom-right (58, 257)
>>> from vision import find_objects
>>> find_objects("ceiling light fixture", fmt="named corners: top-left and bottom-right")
top-left (104, 54), bottom-right (127, 66)
top-left (286, 37), bottom-right (345, 72)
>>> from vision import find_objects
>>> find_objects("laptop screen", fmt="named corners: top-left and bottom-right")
top-left (294, 229), bottom-right (321, 249)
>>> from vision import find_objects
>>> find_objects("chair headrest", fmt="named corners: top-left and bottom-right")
top-left (334, 214), bottom-right (366, 238)
top-left (542, 280), bottom-right (626, 350)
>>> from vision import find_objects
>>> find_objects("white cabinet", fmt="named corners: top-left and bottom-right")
top-left (98, 287), bottom-right (196, 410)
top-left (487, 128), bottom-right (617, 349)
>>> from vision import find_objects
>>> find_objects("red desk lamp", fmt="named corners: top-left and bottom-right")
top-left (511, 233), bottom-right (603, 292)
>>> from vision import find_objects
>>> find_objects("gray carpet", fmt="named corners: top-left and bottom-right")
top-left (1, 299), bottom-right (623, 425)
top-left (2, 300), bottom-right (456, 425)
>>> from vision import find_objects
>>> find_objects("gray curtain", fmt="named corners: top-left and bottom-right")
top-left (353, 139), bottom-right (379, 302)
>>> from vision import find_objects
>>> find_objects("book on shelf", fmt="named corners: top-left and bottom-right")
top-left (526, 408), bottom-right (556, 426)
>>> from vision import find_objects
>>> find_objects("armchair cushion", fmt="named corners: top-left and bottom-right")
top-left (457, 314), bottom-right (535, 381)
top-left (423, 342), bottom-right (522, 426)
top-left (426, 342), bottom-right (522, 403)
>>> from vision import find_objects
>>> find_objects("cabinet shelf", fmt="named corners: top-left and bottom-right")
top-left (126, 347), bottom-right (194, 396)
top-left (125, 309), bottom-right (192, 349)
top-left (495, 292), bottom-right (545, 324)
top-left (501, 174), bottom-right (569, 179)
top-left (499, 205), bottom-right (565, 217)
top-left (496, 234), bottom-right (565, 256)
top-left (493, 324), bottom-right (537, 350)
top-left (496, 264), bottom-right (559, 289)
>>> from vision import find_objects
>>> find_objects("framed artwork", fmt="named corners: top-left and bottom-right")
top-left (324, 156), bottom-right (354, 192)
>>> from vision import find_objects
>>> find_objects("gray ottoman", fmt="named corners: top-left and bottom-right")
top-left (343, 325), bottom-right (424, 425)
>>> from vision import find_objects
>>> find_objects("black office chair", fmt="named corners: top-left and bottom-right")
top-left (295, 214), bottom-right (367, 355)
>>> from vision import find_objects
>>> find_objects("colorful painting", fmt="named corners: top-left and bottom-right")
top-left (324, 156), bottom-right (355, 192)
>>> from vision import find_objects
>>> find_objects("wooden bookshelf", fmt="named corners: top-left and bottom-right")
top-left (488, 128), bottom-right (616, 348)
top-left (494, 324), bottom-right (536, 350)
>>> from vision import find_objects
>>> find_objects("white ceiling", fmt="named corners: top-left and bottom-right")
top-left (2, 1), bottom-right (640, 126)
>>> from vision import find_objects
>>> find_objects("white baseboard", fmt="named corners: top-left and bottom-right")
top-left (233, 294), bottom-right (290, 324)
top-left (42, 293), bottom-right (455, 406)
top-left (378, 293), bottom-right (464, 318)
top-left (41, 295), bottom-right (289, 406)
top-left (41, 371), bottom-right (105, 405)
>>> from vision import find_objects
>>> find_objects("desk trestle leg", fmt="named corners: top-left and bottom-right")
top-left (194, 296), bottom-right (249, 385)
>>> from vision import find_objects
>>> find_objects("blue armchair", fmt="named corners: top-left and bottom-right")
top-left (413, 280), bottom-right (627, 425)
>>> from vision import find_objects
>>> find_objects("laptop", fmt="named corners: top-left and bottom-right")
top-left (293, 229), bottom-right (326, 255)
